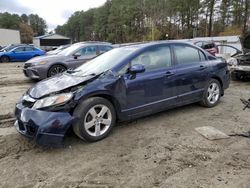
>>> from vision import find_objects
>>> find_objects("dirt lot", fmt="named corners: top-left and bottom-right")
top-left (0, 62), bottom-right (250, 188)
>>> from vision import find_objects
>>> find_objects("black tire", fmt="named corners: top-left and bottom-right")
top-left (231, 72), bottom-right (238, 81)
top-left (73, 97), bottom-right (116, 142)
top-left (1, 56), bottom-right (10, 62)
top-left (47, 64), bottom-right (66, 77)
top-left (200, 79), bottom-right (222, 108)
top-left (231, 72), bottom-right (242, 81)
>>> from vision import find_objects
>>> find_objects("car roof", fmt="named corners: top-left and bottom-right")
top-left (73, 41), bottom-right (112, 46)
top-left (121, 41), bottom-right (194, 49)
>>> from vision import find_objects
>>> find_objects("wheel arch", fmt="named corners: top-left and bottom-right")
top-left (80, 93), bottom-right (122, 121)
top-left (210, 76), bottom-right (224, 96)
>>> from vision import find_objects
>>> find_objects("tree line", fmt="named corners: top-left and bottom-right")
top-left (55, 0), bottom-right (250, 43)
top-left (0, 12), bottom-right (47, 43)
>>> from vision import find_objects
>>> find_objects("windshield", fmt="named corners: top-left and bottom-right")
top-left (58, 44), bottom-right (82, 56)
top-left (2, 45), bottom-right (17, 52)
top-left (72, 47), bottom-right (137, 75)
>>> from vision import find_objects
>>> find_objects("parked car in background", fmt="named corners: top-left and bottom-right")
top-left (0, 44), bottom-right (45, 62)
top-left (194, 41), bottom-right (219, 56)
top-left (226, 34), bottom-right (250, 81)
top-left (15, 41), bottom-right (230, 146)
top-left (0, 44), bottom-right (36, 52)
top-left (46, 44), bottom-right (71, 55)
top-left (230, 52), bottom-right (250, 80)
top-left (23, 42), bottom-right (113, 80)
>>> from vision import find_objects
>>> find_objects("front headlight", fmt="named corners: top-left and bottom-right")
top-left (227, 58), bottom-right (238, 66)
top-left (32, 93), bottom-right (73, 109)
top-left (38, 61), bottom-right (47, 65)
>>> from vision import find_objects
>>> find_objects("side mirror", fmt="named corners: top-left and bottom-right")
top-left (73, 52), bottom-right (81, 59)
top-left (129, 64), bottom-right (145, 74)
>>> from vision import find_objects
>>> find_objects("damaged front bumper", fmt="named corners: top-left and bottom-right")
top-left (230, 65), bottom-right (250, 78)
top-left (15, 103), bottom-right (76, 146)
top-left (23, 65), bottom-right (47, 80)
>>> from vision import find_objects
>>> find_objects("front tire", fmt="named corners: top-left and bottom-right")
top-left (200, 79), bottom-right (222, 107)
top-left (73, 97), bottom-right (116, 142)
top-left (47, 64), bottom-right (66, 77)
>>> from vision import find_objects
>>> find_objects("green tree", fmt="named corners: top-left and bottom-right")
top-left (28, 14), bottom-right (47, 36)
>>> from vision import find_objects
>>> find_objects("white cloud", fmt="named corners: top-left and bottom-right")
top-left (1, 0), bottom-right (106, 31)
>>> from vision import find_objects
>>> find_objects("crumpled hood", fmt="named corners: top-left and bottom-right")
top-left (28, 73), bottom-right (96, 99)
top-left (26, 54), bottom-right (65, 64)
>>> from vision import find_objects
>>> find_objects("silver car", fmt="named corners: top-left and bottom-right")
top-left (23, 42), bottom-right (113, 80)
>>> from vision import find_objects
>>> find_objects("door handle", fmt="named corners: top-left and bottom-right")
top-left (165, 71), bottom-right (175, 77)
top-left (199, 65), bottom-right (207, 70)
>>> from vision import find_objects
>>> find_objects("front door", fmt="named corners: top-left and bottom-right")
top-left (68, 46), bottom-right (97, 69)
top-left (121, 45), bottom-right (178, 118)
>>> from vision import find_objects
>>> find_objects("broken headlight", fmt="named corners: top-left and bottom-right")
top-left (32, 93), bottom-right (73, 110)
top-left (227, 58), bottom-right (238, 66)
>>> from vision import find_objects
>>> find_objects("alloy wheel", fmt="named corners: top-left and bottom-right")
top-left (207, 82), bottom-right (220, 104)
top-left (84, 104), bottom-right (112, 137)
top-left (49, 65), bottom-right (66, 77)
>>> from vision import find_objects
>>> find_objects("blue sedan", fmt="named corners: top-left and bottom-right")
top-left (0, 45), bottom-right (45, 62)
top-left (15, 41), bottom-right (230, 146)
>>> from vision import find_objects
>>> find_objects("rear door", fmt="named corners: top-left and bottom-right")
top-left (24, 47), bottom-right (36, 60)
top-left (172, 44), bottom-right (210, 103)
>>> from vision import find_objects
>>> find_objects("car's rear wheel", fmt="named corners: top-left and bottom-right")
top-left (47, 64), bottom-right (66, 77)
top-left (73, 97), bottom-right (116, 142)
top-left (200, 79), bottom-right (222, 107)
top-left (1, 56), bottom-right (10, 62)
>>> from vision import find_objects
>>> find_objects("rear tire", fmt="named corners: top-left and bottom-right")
top-left (73, 97), bottom-right (116, 142)
top-left (1, 56), bottom-right (10, 62)
top-left (47, 64), bottom-right (66, 77)
top-left (200, 79), bottom-right (222, 108)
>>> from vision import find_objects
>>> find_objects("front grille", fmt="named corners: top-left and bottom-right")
top-left (18, 120), bottom-right (25, 131)
top-left (24, 63), bottom-right (32, 69)
top-left (27, 125), bottom-right (36, 135)
top-left (22, 100), bottom-right (34, 108)
top-left (17, 120), bottom-right (37, 137)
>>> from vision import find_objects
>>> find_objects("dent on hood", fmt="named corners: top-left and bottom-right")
top-left (28, 73), bottom-right (96, 99)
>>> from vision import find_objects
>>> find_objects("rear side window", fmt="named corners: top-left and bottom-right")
top-left (14, 47), bottom-right (25, 52)
top-left (25, 47), bottom-right (34, 51)
top-left (131, 46), bottom-right (172, 72)
top-left (174, 45), bottom-right (201, 64)
top-left (99, 45), bottom-right (112, 53)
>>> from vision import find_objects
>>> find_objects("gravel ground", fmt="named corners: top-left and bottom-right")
top-left (0, 62), bottom-right (250, 188)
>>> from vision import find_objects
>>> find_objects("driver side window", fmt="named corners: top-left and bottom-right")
top-left (78, 46), bottom-right (97, 57)
top-left (131, 46), bottom-right (172, 72)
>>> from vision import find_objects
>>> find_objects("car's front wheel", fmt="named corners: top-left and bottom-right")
top-left (73, 97), bottom-right (116, 142)
top-left (47, 64), bottom-right (66, 77)
top-left (200, 79), bottom-right (222, 107)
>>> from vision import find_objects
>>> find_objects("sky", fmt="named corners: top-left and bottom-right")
top-left (0, 0), bottom-right (107, 31)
